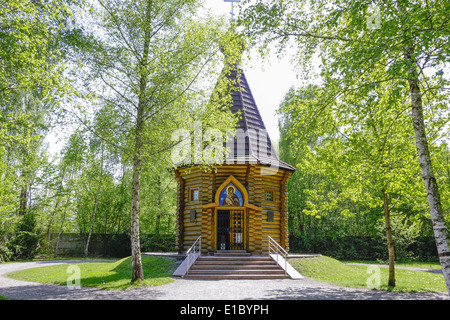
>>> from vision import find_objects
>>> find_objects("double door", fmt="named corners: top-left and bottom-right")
top-left (216, 209), bottom-right (245, 250)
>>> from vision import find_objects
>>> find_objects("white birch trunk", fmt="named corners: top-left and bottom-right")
top-left (130, 113), bottom-right (144, 283)
top-left (405, 45), bottom-right (450, 296)
top-left (54, 194), bottom-right (71, 258)
top-left (84, 146), bottom-right (104, 258)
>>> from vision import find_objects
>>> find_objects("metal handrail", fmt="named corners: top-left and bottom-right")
top-left (268, 236), bottom-right (287, 275)
top-left (186, 235), bottom-right (201, 276)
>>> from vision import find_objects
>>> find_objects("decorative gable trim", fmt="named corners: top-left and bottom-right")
top-left (202, 175), bottom-right (261, 211)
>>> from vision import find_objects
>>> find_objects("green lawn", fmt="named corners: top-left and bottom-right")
top-left (343, 260), bottom-right (442, 270)
top-left (290, 256), bottom-right (447, 293)
top-left (4, 254), bottom-right (447, 294)
top-left (6, 255), bottom-right (177, 290)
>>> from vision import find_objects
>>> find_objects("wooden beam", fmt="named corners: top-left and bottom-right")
top-left (174, 170), bottom-right (185, 253)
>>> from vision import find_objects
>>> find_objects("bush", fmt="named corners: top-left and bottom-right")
top-left (288, 234), bottom-right (438, 261)
top-left (8, 213), bottom-right (40, 260)
top-left (408, 237), bottom-right (439, 261)
top-left (141, 234), bottom-right (176, 252)
top-left (0, 244), bottom-right (13, 262)
top-left (107, 233), bottom-right (131, 258)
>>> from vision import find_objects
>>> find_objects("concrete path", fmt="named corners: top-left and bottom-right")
top-left (0, 260), bottom-right (448, 300)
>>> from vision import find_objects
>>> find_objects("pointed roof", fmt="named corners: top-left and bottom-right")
top-left (224, 67), bottom-right (296, 172)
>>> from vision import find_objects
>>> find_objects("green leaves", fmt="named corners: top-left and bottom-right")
top-left (278, 73), bottom-right (429, 236)
top-left (244, 0), bottom-right (450, 207)
top-left (0, 0), bottom-right (73, 95)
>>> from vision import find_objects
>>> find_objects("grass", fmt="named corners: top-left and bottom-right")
top-left (290, 256), bottom-right (447, 293)
top-left (4, 254), bottom-right (447, 294)
top-left (343, 260), bottom-right (442, 270)
top-left (6, 255), bottom-right (177, 290)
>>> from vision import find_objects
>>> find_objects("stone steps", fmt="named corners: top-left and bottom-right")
top-left (184, 251), bottom-right (290, 280)
top-left (192, 264), bottom-right (278, 269)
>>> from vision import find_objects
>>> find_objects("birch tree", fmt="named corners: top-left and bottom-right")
top-left (0, 0), bottom-right (72, 96)
top-left (279, 78), bottom-right (424, 288)
top-left (72, 0), bottom-right (239, 283)
top-left (239, 0), bottom-right (450, 295)
top-left (84, 141), bottom-right (103, 258)
top-left (54, 131), bottom-right (85, 257)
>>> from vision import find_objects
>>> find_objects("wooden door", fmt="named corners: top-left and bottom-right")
top-left (217, 210), bottom-right (230, 250)
top-left (230, 209), bottom-right (245, 250)
top-left (216, 209), bottom-right (245, 251)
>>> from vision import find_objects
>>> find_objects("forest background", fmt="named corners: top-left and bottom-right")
top-left (1, 0), bottom-right (449, 272)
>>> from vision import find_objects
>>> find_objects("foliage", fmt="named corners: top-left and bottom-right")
top-left (0, 0), bottom-right (74, 96)
top-left (141, 234), bottom-right (176, 253)
top-left (0, 244), bottom-right (13, 263)
top-left (0, 0), bottom-right (84, 261)
top-left (278, 83), bottom-right (449, 264)
top-left (69, 0), bottom-right (241, 282)
top-left (241, 1), bottom-right (450, 284)
top-left (2, 0), bottom-right (450, 275)
top-left (7, 213), bottom-right (41, 260)
top-left (289, 234), bottom-right (438, 262)
top-left (278, 83), bottom-right (434, 236)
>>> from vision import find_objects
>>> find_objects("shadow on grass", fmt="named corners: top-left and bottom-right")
top-left (7, 255), bottom-right (177, 291)
top-left (67, 255), bottom-right (177, 290)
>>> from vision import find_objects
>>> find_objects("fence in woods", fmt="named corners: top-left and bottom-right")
top-left (46, 233), bottom-right (439, 261)
top-left (46, 233), bottom-right (176, 257)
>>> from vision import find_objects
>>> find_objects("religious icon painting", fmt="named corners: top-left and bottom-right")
top-left (218, 183), bottom-right (243, 207)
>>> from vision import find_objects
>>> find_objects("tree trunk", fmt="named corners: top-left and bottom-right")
top-left (85, 145), bottom-right (104, 258)
top-left (155, 175), bottom-right (162, 235)
top-left (19, 184), bottom-right (28, 216)
top-left (405, 45), bottom-right (450, 296)
top-left (46, 198), bottom-right (60, 250)
top-left (382, 190), bottom-right (395, 287)
top-left (130, 113), bottom-right (144, 283)
top-left (54, 194), bottom-right (71, 258)
top-left (130, 0), bottom-right (153, 284)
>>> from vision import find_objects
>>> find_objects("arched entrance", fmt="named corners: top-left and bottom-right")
top-left (214, 175), bottom-right (247, 251)
top-left (216, 209), bottom-right (245, 250)
top-left (201, 174), bottom-right (262, 253)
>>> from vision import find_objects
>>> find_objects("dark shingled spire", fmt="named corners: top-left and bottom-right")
top-left (223, 67), bottom-right (296, 172)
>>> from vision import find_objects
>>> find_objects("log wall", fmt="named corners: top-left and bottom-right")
top-left (175, 164), bottom-right (292, 254)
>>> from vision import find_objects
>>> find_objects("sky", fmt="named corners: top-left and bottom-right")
top-left (204, 0), bottom-right (299, 143)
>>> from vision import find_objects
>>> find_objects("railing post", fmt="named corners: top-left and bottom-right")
top-left (185, 235), bottom-right (201, 277)
top-left (268, 236), bottom-right (288, 275)
top-left (268, 237), bottom-right (271, 256)
top-left (284, 252), bottom-right (287, 274)
top-left (276, 244), bottom-right (278, 264)
top-left (187, 250), bottom-right (190, 276)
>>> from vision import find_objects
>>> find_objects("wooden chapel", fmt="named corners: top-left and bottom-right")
top-left (173, 62), bottom-right (296, 256)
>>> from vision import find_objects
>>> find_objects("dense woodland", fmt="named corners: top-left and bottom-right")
top-left (279, 85), bottom-right (450, 261)
top-left (1, 0), bottom-right (450, 290)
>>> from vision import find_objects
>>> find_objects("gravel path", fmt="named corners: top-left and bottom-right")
top-left (0, 260), bottom-right (448, 300)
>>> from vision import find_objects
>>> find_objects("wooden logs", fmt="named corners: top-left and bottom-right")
top-left (174, 163), bottom-right (293, 254)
